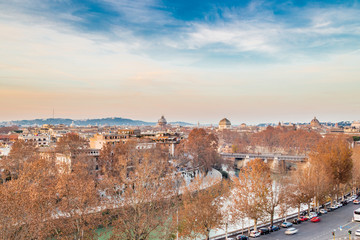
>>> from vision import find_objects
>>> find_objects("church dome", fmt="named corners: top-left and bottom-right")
top-left (219, 118), bottom-right (231, 129)
top-left (157, 115), bottom-right (167, 126)
top-left (310, 117), bottom-right (320, 127)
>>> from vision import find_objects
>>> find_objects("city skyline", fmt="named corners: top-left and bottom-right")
top-left (1, 0), bottom-right (360, 123)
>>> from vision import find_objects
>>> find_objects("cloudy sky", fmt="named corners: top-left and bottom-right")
top-left (0, 0), bottom-right (359, 124)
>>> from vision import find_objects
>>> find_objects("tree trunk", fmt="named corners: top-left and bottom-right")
top-left (270, 212), bottom-right (274, 226)
top-left (297, 204), bottom-right (300, 218)
top-left (225, 222), bottom-right (228, 240)
top-left (307, 202), bottom-right (311, 215)
top-left (254, 218), bottom-right (257, 231)
top-left (317, 200), bottom-right (320, 212)
top-left (206, 228), bottom-right (211, 240)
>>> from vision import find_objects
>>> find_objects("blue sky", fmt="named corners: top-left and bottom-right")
top-left (0, 0), bottom-right (359, 124)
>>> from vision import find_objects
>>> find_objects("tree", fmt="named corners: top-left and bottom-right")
top-left (178, 177), bottom-right (225, 240)
top-left (101, 146), bottom-right (178, 240)
top-left (310, 137), bottom-right (353, 200)
top-left (264, 177), bottom-right (287, 226)
top-left (56, 132), bottom-right (88, 156)
top-left (233, 159), bottom-right (271, 232)
top-left (217, 180), bottom-right (241, 240)
top-left (351, 146), bottom-right (360, 194)
top-left (0, 157), bottom-right (58, 239)
top-left (1, 139), bottom-right (38, 177)
top-left (98, 140), bottom-right (137, 176)
top-left (180, 128), bottom-right (220, 172)
top-left (288, 165), bottom-right (313, 217)
top-left (54, 161), bottom-right (100, 239)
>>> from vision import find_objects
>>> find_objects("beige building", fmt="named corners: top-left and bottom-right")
top-left (351, 121), bottom-right (360, 129)
top-left (90, 133), bottom-right (130, 149)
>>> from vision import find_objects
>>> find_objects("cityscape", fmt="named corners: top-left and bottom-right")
top-left (1, 0), bottom-right (360, 240)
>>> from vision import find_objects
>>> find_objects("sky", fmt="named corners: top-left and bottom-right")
top-left (0, 0), bottom-right (360, 125)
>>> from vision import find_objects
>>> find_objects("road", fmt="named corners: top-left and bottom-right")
top-left (248, 203), bottom-right (360, 240)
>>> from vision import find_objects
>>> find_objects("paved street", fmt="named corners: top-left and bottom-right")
top-left (251, 203), bottom-right (360, 240)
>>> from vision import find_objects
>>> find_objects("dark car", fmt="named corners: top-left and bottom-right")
top-left (259, 227), bottom-right (270, 235)
top-left (268, 225), bottom-right (280, 232)
top-left (235, 235), bottom-right (249, 240)
top-left (281, 222), bottom-right (293, 228)
top-left (292, 218), bottom-right (302, 224)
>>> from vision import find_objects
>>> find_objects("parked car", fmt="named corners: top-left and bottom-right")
top-left (281, 222), bottom-right (293, 228)
top-left (292, 218), bottom-right (302, 224)
top-left (299, 216), bottom-right (309, 221)
top-left (329, 205), bottom-right (338, 210)
top-left (309, 212), bottom-right (318, 218)
top-left (311, 216), bottom-right (321, 223)
top-left (320, 209), bottom-right (328, 214)
top-left (249, 230), bottom-right (261, 238)
top-left (355, 229), bottom-right (360, 236)
top-left (268, 225), bottom-right (280, 232)
top-left (259, 227), bottom-right (270, 235)
top-left (336, 203), bottom-right (343, 208)
top-left (354, 199), bottom-right (360, 204)
top-left (235, 235), bottom-right (249, 240)
top-left (285, 227), bottom-right (298, 235)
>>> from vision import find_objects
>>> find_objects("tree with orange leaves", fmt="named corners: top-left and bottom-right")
top-left (309, 136), bottom-right (352, 200)
top-left (1, 139), bottom-right (38, 178)
top-left (233, 159), bottom-right (271, 232)
top-left (180, 128), bottom-right (220, 172)
top-left (178, 177), bottom-right (225, 240)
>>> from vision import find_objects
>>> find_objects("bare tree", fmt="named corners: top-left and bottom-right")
top-left (100, 146), bottom-right (178, 240)
top-left (0, 157), bottom-right (58, 239)
top-left (54, 161), bottom-right (100, 239)
top-left (264, 177), bottom-right (287, 226)
top-left (56, 132), bottom-right (88, 156)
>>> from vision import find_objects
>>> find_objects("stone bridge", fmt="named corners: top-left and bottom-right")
top-left (220, 153), bottom-right (307, 173)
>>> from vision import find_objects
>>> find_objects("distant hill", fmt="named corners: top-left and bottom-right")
top-left (1, 118), bottom-right (193, 126)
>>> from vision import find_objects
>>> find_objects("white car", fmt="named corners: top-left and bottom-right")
top-left (309, 212), bottom-right (318, 218)
top-left (249, 230), bottom-right (261, 238)
top-left (336, 203), bottom-right (343, 208)
top-left (329, 205), bottom-right (338, 210)
top-left (320, 209), bottom-right (328, 214)
top-left (285, 227), bottom-right (298, 235)
top-left (356, 229), bottom-right (360, 236)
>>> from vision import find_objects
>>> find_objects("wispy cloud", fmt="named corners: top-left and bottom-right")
top-left (1, 0), bottom-right (360, 122)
